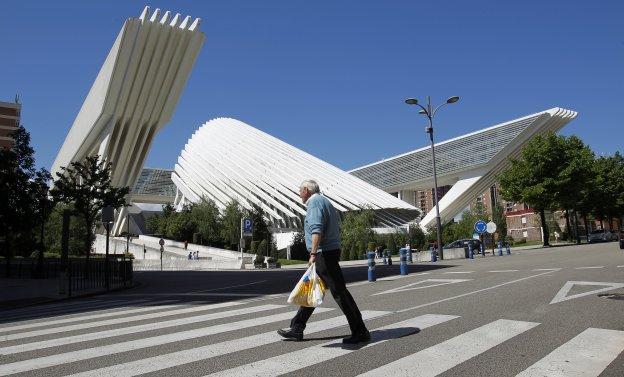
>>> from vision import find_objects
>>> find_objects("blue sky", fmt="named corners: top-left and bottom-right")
top-left (2, 1), bottom-right (622, 172)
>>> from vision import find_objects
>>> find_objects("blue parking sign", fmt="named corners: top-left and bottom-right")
top-left (474, 220), bottom-right (487, 234)
top-left (243, 218), bottom-right (253, 236)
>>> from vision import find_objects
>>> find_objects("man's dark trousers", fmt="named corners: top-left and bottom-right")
top-left (290, 249), bottom-right (367, 335)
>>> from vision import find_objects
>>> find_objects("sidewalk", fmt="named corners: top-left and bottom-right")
top-left (0, 278), bottom-right (66, 310)
top-left (277, 242), bottom-right (577, 269)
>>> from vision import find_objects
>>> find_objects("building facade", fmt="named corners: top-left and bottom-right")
top-left (0, 100), bottom-right (21, 150)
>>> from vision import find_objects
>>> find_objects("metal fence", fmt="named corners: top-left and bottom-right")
top-left (1, 257), bottom-right (133, 297)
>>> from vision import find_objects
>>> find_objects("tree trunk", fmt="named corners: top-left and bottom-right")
top-left (608, 218), bottom-right (614, 230)
top-left (564, 210), bottom-right (571, 241)
top-left (583, 215), bottom-right (590, 243)
top-left (540, 209), bottom-right (550, 247)
top-left (84, 219), bottom-right (92, 278)
top-left (573, 210), bottom-right (581, 245)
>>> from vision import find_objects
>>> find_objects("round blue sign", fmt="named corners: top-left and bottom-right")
top-left (474, 220), bottom-right (487, 234)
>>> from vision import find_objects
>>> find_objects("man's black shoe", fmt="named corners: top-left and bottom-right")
top-left (277, 328), bottom-right (303, 341)
top-left (342, 330), bottom-right (371, 344)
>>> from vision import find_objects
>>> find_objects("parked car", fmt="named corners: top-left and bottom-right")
top-left (443, 239), bottom-right (483, 257)
top-left (619, 230), bottom-right (624, 249)
top-left (587, 229), bottom-right (617, 243)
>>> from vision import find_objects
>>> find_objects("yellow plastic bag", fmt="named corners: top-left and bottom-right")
top-left (287, 263), bottom-right (326, 307)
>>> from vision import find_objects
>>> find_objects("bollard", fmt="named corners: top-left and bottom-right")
top-left (387, 250), bottom-right (393, 266)
top-left (399, 248), bottom-right (408, 275)
top-left (407, 248), bottom-right (413, 264)
top-left (497, 241), bottom-right (503, 256)
top-left (468, 243), bottom-right (474, 259)
top-left (430, 247), bottom-right (437, 262)
top-left (506, 241), bottom-right (511, 255)
top-left (382, 250), bottom-right (388, 265)
top-left (480, 243), bottom-right (485, 257)
top-left (367, 252), bottom-right (376, 282)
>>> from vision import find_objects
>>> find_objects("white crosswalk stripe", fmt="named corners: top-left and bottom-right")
top-left (0, 300), bottom-right (177, 333)
top-left (516, 328), bottom-right (624, 377)
top-left (1, 300), bottom-right (245, 341)
top-left (357, 319), bottom-right (540, 377)
top-left (0, 306), bottom-right (333, 375)
top-left (0, 299), bottom-right (136, 323)
top-left (2, 299), bottom-right (623, 377)
top-left (0, 303), bottom-right (282, 355)
top-left (206, 314), bottom-right (459, 377)
top-left (65, 310), bottom-right (388, 377)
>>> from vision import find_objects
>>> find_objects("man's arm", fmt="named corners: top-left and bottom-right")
top-left (309, 233), bottom-right (321, 265)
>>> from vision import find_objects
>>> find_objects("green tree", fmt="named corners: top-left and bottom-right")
top-left (340, 209), bottom-right (375, 257)
top-left (498, 133), bottom-right (564, 246)
top-left (50, 155), bottom-right (129, 261)
top-left (191, 198), bottom-right (221, 246)
top-left (290, 230), bottom-right (309, 260)
top-left (44, 203), bottom-right (88, 256)
top-left (592, 153), bottom-right (624, 229)
top-left (554, 136), bottom-right (596, 244)
top-left (407, 222), bottom-right (426, 249)
top-left (258, 239), bottom-right (268, 257)
top-left (491, 203), bottom-right (507, 242)
top-left (0, 125), bottom-right (52, 261)
top-left (220, 200), bottom-right (243, 249)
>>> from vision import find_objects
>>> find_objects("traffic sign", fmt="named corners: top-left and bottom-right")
top-left (486, 221), bottom-right (497, 234)
top-left (474, 220), bottom-right (487, 234)
top-left (242, 218), bottom-right (253, 236)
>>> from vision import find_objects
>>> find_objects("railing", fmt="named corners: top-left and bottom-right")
top-left (1, 257), bottom-right (133, 297)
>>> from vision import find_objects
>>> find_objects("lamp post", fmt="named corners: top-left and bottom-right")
top-left (405, 95), bottom-right (460, 260)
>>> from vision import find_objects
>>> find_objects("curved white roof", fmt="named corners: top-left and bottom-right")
top-left (172, 118), bottom-right (419, 228)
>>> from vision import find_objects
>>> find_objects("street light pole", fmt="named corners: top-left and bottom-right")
top-left (405, 95), bottom-right (460, 260)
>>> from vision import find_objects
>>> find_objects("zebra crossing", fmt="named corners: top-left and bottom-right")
top-left (1, 298), bottom-right (623, 376)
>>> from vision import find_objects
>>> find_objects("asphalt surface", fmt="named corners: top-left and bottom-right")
top-left (1, 242), bottom-right (623, 376)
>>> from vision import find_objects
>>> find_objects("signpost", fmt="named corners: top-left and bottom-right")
top-left (486, 222), bottom-right (497, 255)
top-left (474, 220), bottom-right (487, 234)
top-left (240, 218), bottom-right (253, 263)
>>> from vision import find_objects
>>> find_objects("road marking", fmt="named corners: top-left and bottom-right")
top-left (207, 314), bottom-right (459, 377)
top-left (516, 328), bottom-right (624, 377)
top-left (358, 319), bottom-right (539, 376)
top-left (0, 307), bottom-right (334, 375)
top-left (376, 273), bottom-right (429, 282)
top-left (0, 300), bottom-right (248, 342)
top-left (488, 270), bottom-right (519, 273)
top-left (531, 268), bottom-right (562, 272)
top-left (550, 281), bottom-right (624, 304)
top-left (444, 271), bottom-right (474, 274)
top-left (372, 279), bottom-right (471, 296)
top-left (617, 265), bottom-right (624, 268)
top-left (63, 310), bottom-right (387, 377)
top-left (99, 292), bottom-right (267, 297)
top-left (575, 266), bottom-right (605, 269)
top-left (0, 299), bottom-right (136, 322)
top-left (0, 300), bottom-right (177, 333)
top-left (191, 280), bottom-right (268, 293)
top-left (0, 303), bottom-right (281, 355)
top-left (396, 271), bottom-right (555, 313)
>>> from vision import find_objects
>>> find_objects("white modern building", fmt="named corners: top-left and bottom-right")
top-left (349, 108), bottom-right (578, 230)
top-left (172, 118), bottom-right (421, 230)
top-left (51, 7), bottom-right (205, 235)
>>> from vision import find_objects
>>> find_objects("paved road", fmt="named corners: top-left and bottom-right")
top-left (1, 242), bottom-right (623, 376)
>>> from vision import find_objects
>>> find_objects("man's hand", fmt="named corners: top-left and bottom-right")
top-left (308, 253), bottom-right (317, 266)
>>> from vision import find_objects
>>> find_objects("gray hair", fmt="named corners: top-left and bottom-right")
top-left (299, 179), bottom-right (320, 194)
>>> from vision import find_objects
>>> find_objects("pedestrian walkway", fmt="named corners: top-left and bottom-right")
top-left (1, 297), bottom-right (623, 376)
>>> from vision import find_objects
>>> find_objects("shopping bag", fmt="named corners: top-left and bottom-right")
top-left (287, 263), bottom-right (326, 307)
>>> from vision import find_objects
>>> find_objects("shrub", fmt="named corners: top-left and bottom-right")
top-left (367, 241), bottom-right (376, 252)
top-left (250, 241), bottom-right (260, 254)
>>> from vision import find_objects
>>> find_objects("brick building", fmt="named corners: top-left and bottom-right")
top-left (0, 100), bottom-right (21, 150)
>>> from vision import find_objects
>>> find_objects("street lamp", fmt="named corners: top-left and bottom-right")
top-left (405, 95), bottom-right (460, 260)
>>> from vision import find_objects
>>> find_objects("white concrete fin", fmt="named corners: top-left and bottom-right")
top-left (139, 6), bottom-right (150, 21)
top-left (169, 13), bottom-right (180, 27)
top-left (149, 8), bottom-right (161, 23)
top-left (189, 17), bottom-right (201, 31)
top-left (159, 11), bottom-right (171, 24)
top-left (179, 15), bottom-right (191, 29)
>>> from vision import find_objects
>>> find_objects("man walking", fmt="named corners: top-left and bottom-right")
top-left (277, 180), bottom-right (370, 344)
